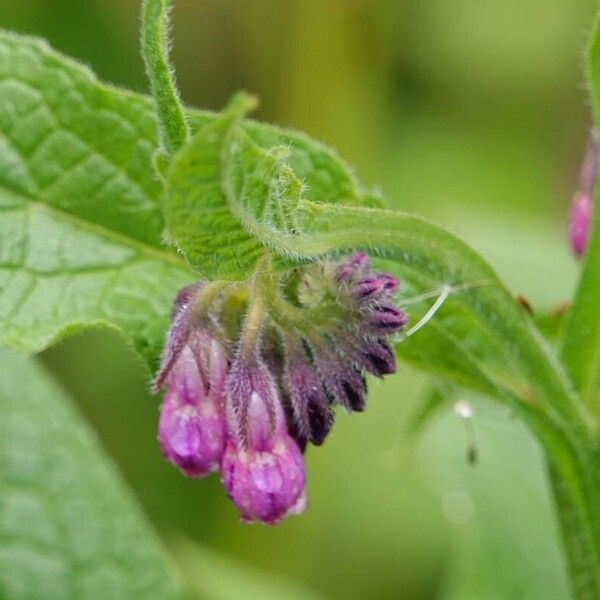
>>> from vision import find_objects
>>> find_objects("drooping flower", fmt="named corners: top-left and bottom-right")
top-left (222, 352), bottom-right (306, 524)
top-left (154, 285), bottom-right (228, 478)
top-left (157, 334), bottom-right (227, 477)
top-left (154, 253), bottom-right (407, 524)
top-left (569, 130), bottom-right (597, 258)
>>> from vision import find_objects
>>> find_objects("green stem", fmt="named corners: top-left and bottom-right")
top-left (560, 201), bottom-right (600, 417)
top-left (141, 0), bottom-right (189, 156)
top-left (239, 256), bottom-right (270, 354)
top-left (549, 462), bottom-right (600, 600)
top-left (561, 15), bottom-right (600, 412)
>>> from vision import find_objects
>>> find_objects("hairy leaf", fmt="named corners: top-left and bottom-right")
top-left (0, 32), bottom-right (380, 362)
top-left (0, 31), bottom-right (192, 366)
top-left (0, 348), bottom-right (180, 599)
top-left (167, 93), bottom-right (380, 279)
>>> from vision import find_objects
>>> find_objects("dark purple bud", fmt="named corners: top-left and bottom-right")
top-left (362, 338), bottom-right (397, 377)
top-left (367, 303), bottom-right (408, 334)
top-left (352, 276), bottom-right (385, 300)
top-left (283, 343), bottom-right (334, 446)
top-left (340, 373), bottom-right (367, 412)
top-left (351, 273), bottom-right (400, 301)
top-left (221, 432), bottom-right (307, 525)
top-left (306, 396), bottom-right (334, 445)
top-left (158, 343), bottom-right (227, 477)
top-left (330, 329), bottom-right (396, 379)
top-left (569, 191), bottom-right (594, 258)
top-left (310, 341), bottom-right (367, 412)
top-left (379, 273), bottom-right (400, 295)
top-left (336, 252), bottom-right (370, 283)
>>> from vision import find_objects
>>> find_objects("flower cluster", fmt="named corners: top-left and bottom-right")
top-left (154, 253), bottom-right (406, 524)
top-left (569, 130), bottom-right (597, 258)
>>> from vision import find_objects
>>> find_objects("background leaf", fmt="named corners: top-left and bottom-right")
top-left (0, 347), bottom-right (180, 599)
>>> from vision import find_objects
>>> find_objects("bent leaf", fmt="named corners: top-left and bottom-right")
top-left (0, 348), bottom-right (180, 599)
top-left (167, 93), bottom-right (381, 280)
top-left (0, 32), bottom-right (380, 362)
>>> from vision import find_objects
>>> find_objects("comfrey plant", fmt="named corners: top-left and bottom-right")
top-left (2, 0), bottom-right (600, 597)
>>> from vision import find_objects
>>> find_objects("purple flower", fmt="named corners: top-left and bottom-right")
top-left (222, 353), bottom-right (307, 524)
top-left (569, 131), bottom-right (597, 258)
top-left (221, 434), bottom-right (306, 525)
top-left (158, 334), bottom-right (227, 477)
top-left (155, 252), bottom-right (405, 524)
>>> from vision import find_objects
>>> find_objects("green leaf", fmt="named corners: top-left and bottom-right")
top-left (0, 31), bottom-right (381, 362)
top-left (0, 31), bottom-right (193, 366)
top-left (165, 94), bottom-right (267, 280)
top-left (166, 93), bottom-right (381, 279)
top-left (0, 347), bottom-right (180, 599)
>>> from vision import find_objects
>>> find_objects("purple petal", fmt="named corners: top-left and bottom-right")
top-left (158, 345), bottom-right (226, 477)
top-left (221, 433), bottom-right (307, 525)
top-left (367, 303), bottom-right (408, 334)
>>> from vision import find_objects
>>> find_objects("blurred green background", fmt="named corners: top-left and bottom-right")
top-left (1, 0), bottom-right (596, 597)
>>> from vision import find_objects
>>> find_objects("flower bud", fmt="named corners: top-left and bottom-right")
top-left (226, 355), bottom-right (283, 448)
top-left (351, 274), bottom-right (400, 301)
top-left (223, 355), bottom-right (307, 523)
top-left (336, 252), bottom-right (369, 283)
top-left (158, 340), bottom-right (226, 477)
top-left (367, 303), bottom-right (408, 334)
top-left (569, 191), bottom-right (594, 258)
top-left (283, 343), bottom-right (334, 446)
top-left (309, 340), bottom-right (368, 412)
top-left (221, 433), bottom-right (307, 525)
top-left (361, 338), bottom-right (397, 376)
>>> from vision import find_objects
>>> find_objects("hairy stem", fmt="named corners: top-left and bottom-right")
top-left (549, 462), bottom-right (600, 600)
top-left (141, 0), bottom-right (189, 156)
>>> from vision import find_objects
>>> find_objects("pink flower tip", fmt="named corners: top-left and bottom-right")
top-left (158, 344), bottom-right (226, 477)
top-left (221, 434), bottom-right (307, 525)
top-left (569, 191), bottom-right (594, 258)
